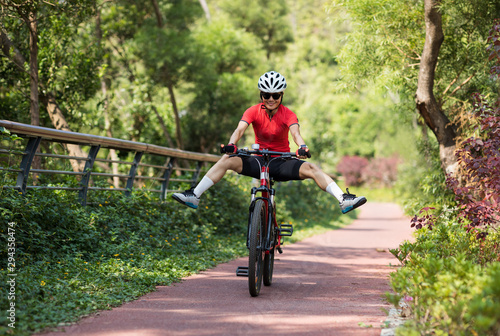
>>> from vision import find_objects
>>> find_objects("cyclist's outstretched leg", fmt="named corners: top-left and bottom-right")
top-left (171, 155), bottom-right (242, 209)
top-left (298, 162), bottom-right (366, 214)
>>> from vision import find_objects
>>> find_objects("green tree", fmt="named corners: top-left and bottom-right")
top-left (0, 0), bottom-right (98, 171)
top-left (183, 20), bottom-right (263, 152)
top-left (133, 0), bottom-right (203, 149)
top-left (217, 0), bottom-right (293, 60)
top-left (330, 0), bottom-right (500, 174)
top-left (94, 0), bottom-right (203, 149)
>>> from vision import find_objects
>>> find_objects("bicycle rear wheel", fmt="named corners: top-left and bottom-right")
top-left (263, 243), bottom-right (275, 286)
top-left (248, 199), bottom-right (266, 297)
top-left (263, 209), bottom-right (276, 286)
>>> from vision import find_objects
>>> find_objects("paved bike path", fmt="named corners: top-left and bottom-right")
top-left (40, 202), bottom-right (413, 336)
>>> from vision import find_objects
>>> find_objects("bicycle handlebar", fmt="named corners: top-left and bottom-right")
top-left (232, 148), bottom-right (297, 157)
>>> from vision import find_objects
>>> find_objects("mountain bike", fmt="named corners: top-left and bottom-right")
top-left (234, 145), bottom-right (296, 297)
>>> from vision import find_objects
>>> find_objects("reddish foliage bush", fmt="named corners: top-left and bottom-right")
top-left (446, 94), bottom-right (500, 230)
top-left (336, 155), bottom-right (368, 186)
top-left (362, 156), bottom-right (400, 187)
top-left (336, 155), bottom-right (399, 187)
top-left (487, 19), bottom-right (500, 79)
top-left (410, 207), bottom-right (437, 230)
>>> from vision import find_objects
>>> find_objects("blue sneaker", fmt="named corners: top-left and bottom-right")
top-left (172, 188), bottom-right (200, 209)
top-left (339, 188), bottom-right (366, 214)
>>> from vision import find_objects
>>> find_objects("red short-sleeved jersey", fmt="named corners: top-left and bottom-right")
top-left (241, 103), bottom-right (299, 152)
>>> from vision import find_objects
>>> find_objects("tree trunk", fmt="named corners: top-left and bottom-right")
top-left (0, 27), bottom-right (27, 70)
top-left (151, 0), bottom-right (163, 27)
top-left (28, 9), bottom-right (39, 127)
top-left (102, 80), bottom-right (120, 187)
top-left (97, 9), bottom-right (120, 187)
top-left (41, 94), bottom-right (87, 172)
top-left (150, 1), bottom-right (184, 149)
top-left (147, 94), bottom-right (175, 148)
top-left (197, 0), bottom-right (211, 22)
top-left (167, 82), bottom-right (183, 149)
top-left (416, 0), bottom-right (458, 174)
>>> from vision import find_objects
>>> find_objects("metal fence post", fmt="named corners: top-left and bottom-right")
top-left (191, 161), bottom-right (204, 188)
top-left (79, 145), bottom-right (101, 206)
top-left (15, 136), bottom-right (42, 194)
top-left (160, 158), bottom-right (176, 201)
top-left (125, 152), bottom-right (143, 196)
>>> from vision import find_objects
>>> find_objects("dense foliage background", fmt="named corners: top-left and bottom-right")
top-left (0, 0), bottom-right (422, 173)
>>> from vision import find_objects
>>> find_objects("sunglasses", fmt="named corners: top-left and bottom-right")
top-left (260, 92), bottom-right (282, 100)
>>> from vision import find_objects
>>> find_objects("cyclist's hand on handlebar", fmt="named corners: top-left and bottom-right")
top-left (296, 145), bottom-right (311, 159)
top-left (220, 143), bottom-right (238, 154)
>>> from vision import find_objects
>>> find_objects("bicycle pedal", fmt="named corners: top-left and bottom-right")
top-left (236, 266), bottom-right (249, 277)
top-left (277, 247), bottom-right (283, 254)
top-left (279, 223), bottom-right (293, 237)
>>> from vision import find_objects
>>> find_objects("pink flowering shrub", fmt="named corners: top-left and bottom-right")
top-left (336, 155), bottom-right (399, 187)
top-left (361, 156), bottom-right (400, 187)
top-left (336, 155), bottom-right (368, 186)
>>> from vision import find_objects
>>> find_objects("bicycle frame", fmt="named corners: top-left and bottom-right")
top-left (234, 146), bottom-right (296, 295)
top-left (234, 147), bottom-right (295, 252)
top-left (248, 162), bottom-right (275, 253)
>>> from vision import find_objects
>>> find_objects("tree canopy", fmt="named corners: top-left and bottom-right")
top-left (1, 0), bottom-right (498, 176)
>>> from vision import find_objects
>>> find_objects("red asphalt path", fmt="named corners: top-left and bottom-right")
top-left (39, 202), bottom-right (413, 336)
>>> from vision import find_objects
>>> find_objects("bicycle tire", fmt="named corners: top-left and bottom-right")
top-left (248, 199), bottom-right (266, 297)
top-left (263, 206), bottom-right (276, 286)
top-left (263, 244), bottom-right (275, 286)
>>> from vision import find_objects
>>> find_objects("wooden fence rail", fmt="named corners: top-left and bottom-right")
top-left (0, 120), bottom-right (220, 205)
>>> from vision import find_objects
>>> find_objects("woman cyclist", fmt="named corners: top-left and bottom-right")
top-left (172, 71), bottom-right (366, 214)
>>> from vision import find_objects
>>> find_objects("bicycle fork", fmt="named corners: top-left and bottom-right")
top-left (236, 165), bottom-right (293, 277)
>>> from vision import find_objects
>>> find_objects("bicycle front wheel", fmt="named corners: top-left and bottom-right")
top-left (248, 199), bottom-right (266, 297)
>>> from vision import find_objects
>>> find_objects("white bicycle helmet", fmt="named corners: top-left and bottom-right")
top-left (258, 71), bottom-right (287, 93)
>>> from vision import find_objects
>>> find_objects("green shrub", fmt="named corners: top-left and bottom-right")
top-left (0, 176), bottom-right (249, 335)
top-left (388, 222), bottom-right (500, 335)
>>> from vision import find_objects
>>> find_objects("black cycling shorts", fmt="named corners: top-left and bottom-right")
top-left (239, 156), bottom-right (305, 181)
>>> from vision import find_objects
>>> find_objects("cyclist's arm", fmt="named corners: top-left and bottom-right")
top-left (289, 124), bottom-right (306, 147)
top-left (228, 120), bottom-right (249, 145)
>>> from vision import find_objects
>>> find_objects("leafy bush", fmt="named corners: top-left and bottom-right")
top-left (388, 223), bottom-right (500, 335)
